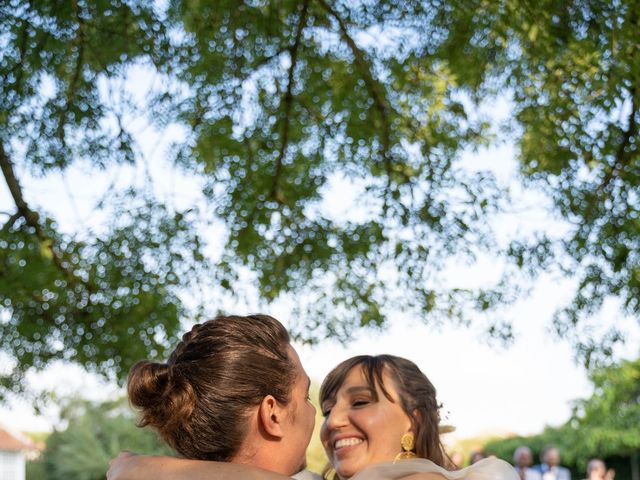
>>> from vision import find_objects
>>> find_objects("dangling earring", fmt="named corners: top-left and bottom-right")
top-left (394, 432), bottom-right (417, 462)
top-left (323, 467), bottom-right (337, 480)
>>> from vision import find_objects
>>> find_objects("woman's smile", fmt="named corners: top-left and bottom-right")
top-left (334, 437), bottom-right (364, 450)
top-left (320, 365), bottom-right (413, 478)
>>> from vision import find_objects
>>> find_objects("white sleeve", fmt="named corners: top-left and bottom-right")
top-left (352, 458), bottom-right (520, 480)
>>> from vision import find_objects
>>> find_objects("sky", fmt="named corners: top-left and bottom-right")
top-left (1, 67), bottom-right (638, 443)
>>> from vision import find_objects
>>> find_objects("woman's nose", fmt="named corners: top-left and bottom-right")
top-left (324, 402), bottom-right (348, 430)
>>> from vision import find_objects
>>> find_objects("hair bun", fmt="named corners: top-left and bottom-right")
top-left (128, 360), bottom-right (196, 443)
top-left (161, 368), bottom-right (196, 434)
top-left (128, 360), bottom-right (170, 410)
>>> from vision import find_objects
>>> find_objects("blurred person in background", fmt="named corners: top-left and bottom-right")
top-left (513, 446), bottom-right (541, 480)
top-left (534, 446), bottom-right (571, 480)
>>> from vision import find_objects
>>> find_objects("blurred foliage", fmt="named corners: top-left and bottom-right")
top-left (40, 397), bottom-right (173, 480)
top-left (306, 381), bottom-right (329, 474)
top-left (1, 0), bottom-right (638, 393)
top-left (0, 0), bottom-right (211, 396)
top-left (26, 459), bottom-right (47, 480)
top-left (485, 357), bottom-right (640, 479)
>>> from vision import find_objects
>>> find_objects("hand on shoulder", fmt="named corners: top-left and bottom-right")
top-left (107, 451), bottom-right (140, 480)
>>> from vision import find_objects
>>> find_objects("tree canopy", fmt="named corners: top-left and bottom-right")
top-left (1, 0), bottom-right (638, 392)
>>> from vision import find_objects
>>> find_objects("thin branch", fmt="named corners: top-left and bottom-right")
top-left (8, 1), bottom-right (59, 92)
top-left (0, 141), bottom-right (93, 291)
top-left (0, 144), bottom-right (38, 225)
top-left (597, 88), bottom-right (637, 197)
top-left (270, 0), bottom-right (311, 203)
top-left (8, 18), bottom-right (30, 92)
top-left (68, 9), bottom-right (86, 101)
top-left (597, 4), bottom-right (639, 198)
top-left (56, 0), bottom-right (87, 145)
top-left (250, 46), bottom-right (289, 72)
top-left (315, 0), bottom-right (393, 186)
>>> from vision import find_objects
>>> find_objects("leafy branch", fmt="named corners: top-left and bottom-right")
top-left (316, 0), bottom-right (394, 194)
top-left (0, 141), bottom-right (92, 291)
top-left (271, 0), bottom-right (310, 203)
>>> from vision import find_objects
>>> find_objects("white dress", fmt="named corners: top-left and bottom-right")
top-left (293, 471), bottom-right (323, 480)
top-left (350, 458), bottom-right (520, 480)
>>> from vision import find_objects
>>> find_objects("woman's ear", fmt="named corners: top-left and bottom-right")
top-left (409, 409), bottom-right (422, 435)
top-left (257, 395), bottom-right (286, 439)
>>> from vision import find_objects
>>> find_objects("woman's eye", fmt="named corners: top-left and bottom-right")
top-left (352, 399), bottom-right (369, 407)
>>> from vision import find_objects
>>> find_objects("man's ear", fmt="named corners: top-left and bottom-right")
top-left (258, 395), bottom-right (286, 439)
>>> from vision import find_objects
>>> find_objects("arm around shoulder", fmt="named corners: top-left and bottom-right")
top-left (106, 451), bottom-right (293, 480)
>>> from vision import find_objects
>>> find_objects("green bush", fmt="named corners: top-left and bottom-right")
top-left (26, 459), bottom-right (47, 480)
top-left (42, 398), bottom-right (173, 480)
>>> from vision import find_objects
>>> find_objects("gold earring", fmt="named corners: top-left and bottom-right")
top-left (394, 432), bottom-right (417, 462)
top-left (323, 467), bottom-right (337, 480)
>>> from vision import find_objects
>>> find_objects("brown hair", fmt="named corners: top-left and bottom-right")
top-left (127, 314), bottom-right (296, 461)
top-left (319, 354), bottom-right (450, 468)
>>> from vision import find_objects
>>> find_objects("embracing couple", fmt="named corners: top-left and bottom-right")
top-left (107, 314), bottom-right (516, 480)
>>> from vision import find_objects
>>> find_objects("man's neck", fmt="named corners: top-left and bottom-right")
top-left (232, 441), bottom-right (292, 477)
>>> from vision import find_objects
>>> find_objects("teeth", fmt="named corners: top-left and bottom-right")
top-left (335, 438), bottom-right (364, 449)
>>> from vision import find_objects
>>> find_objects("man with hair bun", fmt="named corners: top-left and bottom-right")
top-left (111, 314), bottom-right (318, 480)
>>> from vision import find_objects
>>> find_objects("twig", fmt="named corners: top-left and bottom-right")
top-left (596, 88), bottom-right (637, 197)
top-left (270, 0), bottom-right (310, 202)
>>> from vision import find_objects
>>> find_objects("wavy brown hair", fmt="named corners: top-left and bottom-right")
top-left (127, 314), bottom-right (295, 461)
top-left (319, 354), bottom-right (451, 468)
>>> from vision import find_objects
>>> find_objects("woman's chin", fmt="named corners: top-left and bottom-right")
top-left (334, 463), bottom-right (359, 480)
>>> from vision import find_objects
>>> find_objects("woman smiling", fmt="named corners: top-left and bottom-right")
top-left (317, 355), bottom-right (515, 480)
top-left (319, 355), bottom-right (449, 479)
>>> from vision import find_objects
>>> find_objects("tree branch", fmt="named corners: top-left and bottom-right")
top-left (9, 18), bottom-right (30, 93)
top-left (55, 0), bottom-right (87, 146)
top-left (315, 0), bottom-right (394, 187)
top-left (597, 88), bottom-right (637, 196)
top-left (0, 141), bottom-right (92, 291)
top-left (271, 0), bottom-right (310, 203)
top-left (0, 144), bottom-right (38, 226)
top-left (251, 46), bottom-right (289, 72)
